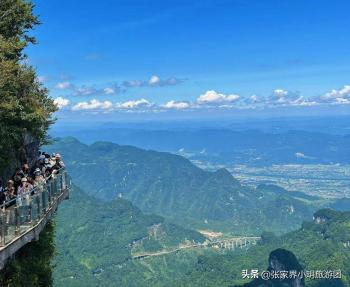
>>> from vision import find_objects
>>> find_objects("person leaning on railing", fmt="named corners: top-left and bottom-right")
top-left (0, 152), bottom-right (65, 209)
top-left (4, 180), bottom-right (16, 208)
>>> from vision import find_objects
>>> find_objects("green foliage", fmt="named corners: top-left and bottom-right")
top-left (53, 185), bottom-right (205, 287)
top-left (0, 222), bottom-right (56, 287)
top-left (0, 0), bottom-right (57, 173)
top-left (178, 210), bottom-right (350, 287)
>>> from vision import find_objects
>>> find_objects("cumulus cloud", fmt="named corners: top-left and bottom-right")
top-left (320, 85), bottom-right (350, 105)
top-left (273, 89), bottom-right (289, 97)
top-left (324, 85), bottom-right (350, 99)
top-left (58, 84), bottom-right (350, 114)
top-left (149, 75), bottom-right (161, 86)
top-left (267, 89), bottom-right (310, 106)
top-left (72, 99), bottom-right (113, 111)
top-left (53, 97), bottom-right (70, 109)
top-left (123, 75), bottom-right (186, 88)
top-left (116, 99), bottom-right (152, 109)
top-left (163, 100), bottom-right (190, 110)
top-left (197, 90), bottom-right (240, 105)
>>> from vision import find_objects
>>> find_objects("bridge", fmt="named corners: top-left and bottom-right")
top-left (132, 236), bottom-right (261, 260)
top-left (0, 169), bottom-right (70, 269)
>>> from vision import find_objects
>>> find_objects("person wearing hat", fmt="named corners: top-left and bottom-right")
top-left (17, 177), bottom-right (33, 211)
top-left (33, 168), bottom-right (46, 190)
top-left (52, 153), bottom-right (65, 172)
top-left (18, 177), bottom-right (33, 196)
top-left (4, 180), bottom-right (16, 207)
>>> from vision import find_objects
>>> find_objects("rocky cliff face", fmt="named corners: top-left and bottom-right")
top-left (1, 133), bottom-right (40, 181)
top-left (268, 249), bottom-right (305, 287)
top-left (236, 248), bottom-right (305, 287)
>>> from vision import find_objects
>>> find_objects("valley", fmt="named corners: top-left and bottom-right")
top-left (192, 161), bottom-right (350, 199)
top-left (47, 136), bottom-right (350, 286)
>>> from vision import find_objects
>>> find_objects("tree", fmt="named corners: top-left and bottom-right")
top-left (0, 0), bottom-right (57, 174)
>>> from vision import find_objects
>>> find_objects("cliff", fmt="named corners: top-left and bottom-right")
top-left (1, 133), bottom-right (40, 181)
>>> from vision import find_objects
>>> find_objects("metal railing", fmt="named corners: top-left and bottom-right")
top-left (0, 168), bottom-right (70, 247)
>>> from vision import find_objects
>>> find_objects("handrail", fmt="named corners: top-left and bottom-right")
top-left (0, 167), bottom-right (65, 210)
top-left (0, 168), bottom-right (70, 247)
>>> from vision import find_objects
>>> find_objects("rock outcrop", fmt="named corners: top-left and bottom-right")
top-left (1, 133), bottom-right (40, 181)
top-left (236, 248), bottom-right (305, 287)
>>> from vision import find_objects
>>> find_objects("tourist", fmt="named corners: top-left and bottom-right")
top-left (4, 180), bottom-right (16, 207)
top-left (22, 164), bottom-right (30, 178)
top-left (1, 152), bottom-right (65, 209)
top-left (17, 177), bottom-right (33, 196)
top-left (33, 168), bottom-right (45, 185)
top-left (12, 168), bottom-right (24, 191)
top-left (52, 154), bottom-right (65, 171)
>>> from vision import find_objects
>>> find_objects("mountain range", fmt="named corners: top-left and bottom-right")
top-left (51, 128), bottom-right (350, 165)
top-left (46, 137), bottom-right (319, 235)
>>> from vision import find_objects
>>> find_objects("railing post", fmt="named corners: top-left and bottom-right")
top-left (1, 210), bottom-right (5, 246)
top-left (14, 207), bottom-right (19, 235)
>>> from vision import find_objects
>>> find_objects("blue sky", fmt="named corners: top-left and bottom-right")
top-left (28, 0), bottom-right (350, 120)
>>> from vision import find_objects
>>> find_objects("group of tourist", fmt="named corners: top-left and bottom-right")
top-left (0, 152), bottom-right (65, 208)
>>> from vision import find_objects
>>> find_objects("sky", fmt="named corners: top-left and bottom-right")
top-left (28, 0), bottom-right (350, 121)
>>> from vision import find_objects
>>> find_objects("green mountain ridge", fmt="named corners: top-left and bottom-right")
top-left (47, 137), bottom-right (317, 234)
top-left (54, 185), bottom-right (205, 287)
top-left (178, 209), bottom-right (350, 287)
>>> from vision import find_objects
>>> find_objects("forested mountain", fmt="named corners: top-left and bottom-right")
top-left (54, 190), bottom-right (350, 287)
top-left (54, 185), bottom-right (205, 287)
top-left (47, 137), bottom-right (318, 235)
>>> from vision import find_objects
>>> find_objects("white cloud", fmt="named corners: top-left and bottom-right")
top-left (163, 100), bottom-right (190, 110)
top-left (250, 95), bottom-right (259, 103)
top-left (117, 98), bottom-right (151, 109)
top-left (53, 97), bottom-right (70, 109)
top-left (268, 89), bottom-right (307, 106)
top-left (334, 97), bottom-right (350, 104)
top-left (122, 80), bottom-right (143, 88)
top-left (273, 89), bottom-right (289, 97)
top-left (197, 90), bottom-right (240, 104)
top-left (55, 81), bottom-right (73, 90)
top-left (149, 75), bottom-right (161, 86)
top-left (72, 99), bottom-right (113, 111)
top-left (324, 85), bottom-right (350, 99)
top-left (74, 86), bottom-right (97, 96)
top-left (103, 87), bottom-right (116, 95)
top-left (123, 75), bottom-right (186, 88)
top-left (55, 82), bottom-right (120, 97)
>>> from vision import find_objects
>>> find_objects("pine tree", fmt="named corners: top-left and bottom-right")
top-left (0, 0), bottom-right (57, 174)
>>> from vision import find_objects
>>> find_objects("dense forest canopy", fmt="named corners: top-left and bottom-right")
top-left (0, 0), bottom-right (57, 174)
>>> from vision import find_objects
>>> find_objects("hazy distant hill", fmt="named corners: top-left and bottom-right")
top-left (51, 128), bottom-right (350, 165)
top-left (47, 137), bottom-right (317, 234)
top-left (54, 185), bottom-right (205, 287)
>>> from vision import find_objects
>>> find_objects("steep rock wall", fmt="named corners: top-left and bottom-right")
top-left (1, 133), bottom-right (40, 181)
